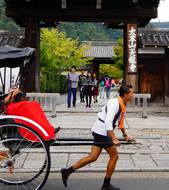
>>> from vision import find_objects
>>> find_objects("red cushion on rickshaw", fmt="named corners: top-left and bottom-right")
top-left (6, 101), bottom-right (55, 141)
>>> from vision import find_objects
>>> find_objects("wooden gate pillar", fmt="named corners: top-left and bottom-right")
top-left (93, 61), bottom-right (100, 78)
top-left (165, 47), bottom-right (169, 105)
top-left (24, 17), bottom-right (40, 92)
top-left (124, 23), bottom-right (138, 92)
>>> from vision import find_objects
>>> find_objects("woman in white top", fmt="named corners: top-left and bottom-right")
top-left (61, 85), bottom-right (135, 190)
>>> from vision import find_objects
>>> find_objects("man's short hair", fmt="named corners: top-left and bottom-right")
top-left (119, 85), bottom-right (133, 97)
top-left (87, 71), bottom-right (92, 74)
top-left (71, 66), bottom-right (76, 69)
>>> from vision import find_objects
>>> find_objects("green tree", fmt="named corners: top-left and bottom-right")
top-left (100, 64), bottom-right (123, 79)
top-left (0, 0), bottom-right (20, 31)
top-left (40, 28), bottom-right (92, 92)
top-left (113, 38), bottom-right (124, 70)
top-left (40, 28), bottom-right (90, 70)
top-left (100, 39), bottom-right (123, 79)
top-left (58, 22), bottom-right (123, 41)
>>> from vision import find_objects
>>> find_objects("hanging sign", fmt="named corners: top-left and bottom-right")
top-left (127, 24), bottom-right (138, 73)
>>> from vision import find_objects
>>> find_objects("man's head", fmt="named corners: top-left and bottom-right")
top-left (119, 85), bottom-right (134, 102)
top-left (71, 66), bottom-right (76, 73)
top-left (93, 72), bottom-right (96, 78)
top-left (81, 69), bottom-right (85, 75)
top-left (87, 71), bottom-right (92, 77)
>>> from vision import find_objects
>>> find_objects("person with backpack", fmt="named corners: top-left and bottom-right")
top-left (92, 72), bottom-right (99, 103)
top-left (84, 71), bottom-right (94, 108)
top-left (78, 69), bottom-right (86, 103)
top-left (99, 78), bottom-right (105, 99)
top-left (61, 85), bottom-right (135, 190)
top-left (105, 77), bottom-right (111, 99)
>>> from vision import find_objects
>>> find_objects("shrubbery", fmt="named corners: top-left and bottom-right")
top-left (40, 72), bottom-right (68, 93)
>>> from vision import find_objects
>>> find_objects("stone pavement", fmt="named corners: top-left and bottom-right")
top-left (13, 93), bottom-right (169, 173)
top-left (46, 111), bottom-right (169, 172)
top-left (55, 91), bottom-right (169, 115)
top-left (44, 93), bottom-right (169, 173)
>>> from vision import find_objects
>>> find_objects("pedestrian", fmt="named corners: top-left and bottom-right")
top-left (78, 69), bottom-right (86, 103)
top-left (92, 72), bottom-right (99, 103)
top-left (111, 79), bottom-right (116, 89)
top-left (105, 77), bottom-right (111, 99)
top-left (84, 71), bottom-right (94, 108)
top-left (99, 78), bottom-right (105, 99)
top-left (61, 85), bottom-right (135, 190)
top-left (67, 66), bottom-right (79, 108)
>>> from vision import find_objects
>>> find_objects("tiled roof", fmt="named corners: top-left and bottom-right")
top-left (83, 41), bottom-right (115, 58)
top-left (0, 31), bottom-right (24, 47)
top-left (139, 28), bottom-right (169, 47)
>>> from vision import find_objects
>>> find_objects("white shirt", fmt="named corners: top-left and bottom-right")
top-left (92, 98), bottom-right (120, 136)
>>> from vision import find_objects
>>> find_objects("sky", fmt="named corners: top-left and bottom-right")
top-left (151, 0), bottom-right (169, 22)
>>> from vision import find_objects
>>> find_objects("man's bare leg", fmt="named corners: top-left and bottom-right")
top-left (105, 145), bottom-right (119, 177)
top-left (101, 146), bottom-right (120, 190)
top-left (61, 146), bottom-right (102, 187)
top-left (73, 146), bottom-right (102, 169)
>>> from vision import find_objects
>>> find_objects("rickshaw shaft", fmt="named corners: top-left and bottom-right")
top-left (56, 138), bottom-right (126, 141)
top-left (51, 141), bottom-right (134, 146)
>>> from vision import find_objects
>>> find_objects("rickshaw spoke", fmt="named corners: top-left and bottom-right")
top-left (0, 122), bottom-right (51, 190)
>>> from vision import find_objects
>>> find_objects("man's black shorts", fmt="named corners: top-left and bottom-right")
top-left (92, 132), bottom-right (112, 149)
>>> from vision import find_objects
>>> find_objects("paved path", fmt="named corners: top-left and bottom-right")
top-left (55, 91), bottom-right (169, 115)
top-left (4, 93), bottom-right (169, 173)
top-left (15, 92), bottom-right (169, 173)
top-left (2, 93), bottom-right (169, 190)
top-left (47, 111), bottom-right (169, 172)
top-left (49, 93), bottom-right (169, 172)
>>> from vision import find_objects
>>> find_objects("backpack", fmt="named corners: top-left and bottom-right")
top-left (105, 80), bottom-right (111, 88)
top-left (100, 80), bottom-right (105, 86)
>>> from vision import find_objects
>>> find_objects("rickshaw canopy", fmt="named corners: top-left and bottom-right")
top-left (0, 45), bottom-right (35, 68)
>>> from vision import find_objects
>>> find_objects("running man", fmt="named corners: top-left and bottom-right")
top-left (61, 85), bottom-right (135, 190)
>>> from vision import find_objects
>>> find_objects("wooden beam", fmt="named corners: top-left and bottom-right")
top-left (92, 62), bottom-right (100, 78)
top-left (123, 24), bottom-right (128, 85)
top-left (124, 23), bottom-right (138, 92)
top-left (6, 8), bottom-right (157, 22)
top-left (96, 0), bottom-right (102, 10)
top-left (61, 0), bottom-right (66, 9)
top-left (24, 17), bottom-right (40, 92)
top-left (164, 47), bottom-right (169, 105)
top-left (126, 74), bottom-right (138, 92)
top-left (127, 23), bottom-right (138, 73)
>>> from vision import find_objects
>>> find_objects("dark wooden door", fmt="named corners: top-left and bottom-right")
top-left (138, 58), bottom-right (165, 102)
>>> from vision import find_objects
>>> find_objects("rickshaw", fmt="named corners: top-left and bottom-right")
top-left (0, 45), bottom-right (137, 190)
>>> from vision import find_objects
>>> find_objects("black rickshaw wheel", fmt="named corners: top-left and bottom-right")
top-left (0, 122), bottom-right (51, 190)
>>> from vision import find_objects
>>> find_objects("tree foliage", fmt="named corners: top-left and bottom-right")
top-left (100, 39), bottom-right (123, 79)
top-left (40, 28), bottom-right (92, 92)
top-left (57, 22), bottom-right (123, 41)
top-left (100, 65), bottom-right (123, 79)
top-left (40, 28), bottom-right (91, 71)
top-left (0, 0), bottom-right (20, 31)
top-left (113, 38), bottom-right (124, 71)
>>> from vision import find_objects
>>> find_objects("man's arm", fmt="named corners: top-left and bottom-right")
top-left (120, 128), bottom-right (127, 137)
top-left (4, 88), bottom-right (20, 104)
top-left (107, 130), bottom-right (121, 146)
top-left (120, 128), bottom-right (135, 142)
